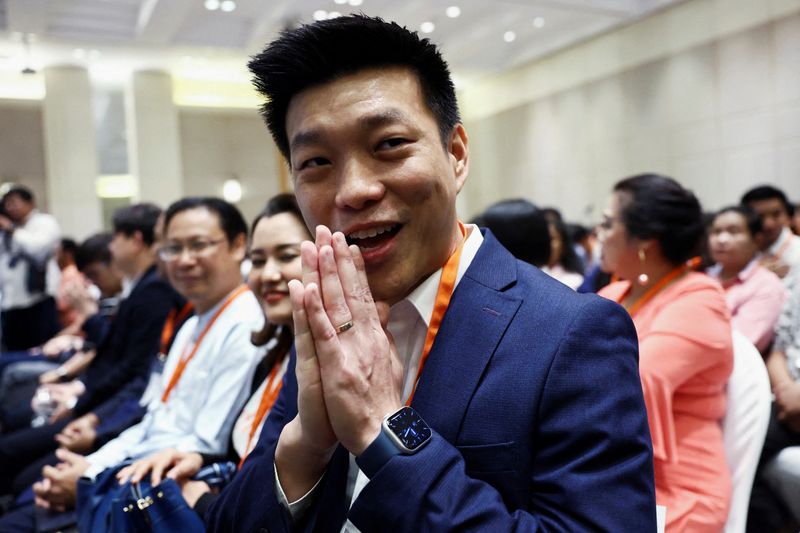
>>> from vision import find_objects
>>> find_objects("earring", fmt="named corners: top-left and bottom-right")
top-left (637, 248), bottom-right (649, 286)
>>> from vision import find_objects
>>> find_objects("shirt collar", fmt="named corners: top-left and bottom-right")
top-left (394, 223), bottom-right (484, 328)
top-left (708, 258), bottom-right (759, 285)
top-left (768, 227), bottom-right (792, 256)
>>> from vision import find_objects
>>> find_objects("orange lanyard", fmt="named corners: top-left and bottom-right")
top-left (618, 257), bottom-right (700, 317)
top-left (238, 354), bottom-right (286, 469)
top-left (159, 302), bottom-right (194, 355)
top-left (405, 222), bottom-right (467, 406)
top-left (161, 285), bottom-right (250, 403)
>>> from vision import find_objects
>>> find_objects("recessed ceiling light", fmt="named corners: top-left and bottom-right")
top-left (328, 11), bottom-right (342, 18)
top-left (334, 0), bottom-right (348, 4)
top-left (313, 10), bottom-right (328, 20)
top-left (533, 16), bottom-right (545, 28)
top-left (420, 21), bottom-right (435, 34)
top-left (348, 0), bottom-right (363, 5)
top-left (446, 6), bottom-right (461, 18)
top-left (204, 0), bottom-right (220, 11)
top-left (503, 31), bottom-right (516, 43)
top-left (220, 0), bottom-right (236, 12)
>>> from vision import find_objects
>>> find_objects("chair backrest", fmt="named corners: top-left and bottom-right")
top-left (722, 329), bottom-right (772, 533)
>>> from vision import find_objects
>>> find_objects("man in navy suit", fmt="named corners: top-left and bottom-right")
top-left (207, 15), bottom-right (656, 531)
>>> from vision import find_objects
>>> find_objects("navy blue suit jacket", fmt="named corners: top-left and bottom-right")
top-left (206, 231), bottom-right (656, 532)
top-left (74, 265), bottom-right (182, 416)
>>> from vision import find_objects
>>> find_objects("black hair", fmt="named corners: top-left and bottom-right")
top-left (249, 193), bottom-right (310, 350)
top-left (549, 218), bottom-right (585, 274)
top-left (112, 203), bottom-right (162, 246)
top-left (59, 238), bottom-right (79, 257)
top-left (250, 193), bottom-right (306, 236)
top-left (481, 199), bottom-right (551, 267)
top-left (541, 207), bottom-right (563, 224)
top-left (741, 185), bottom-right (793, 216)
top-left (75, 233), bottom-right (113, 271)
top-left (164, 197), bottom-right (248, 243)
top-left (714, 205), bottom-right (763, 237)
top-left (2, 185), bottom-right (34, 204)
top-left (569, 224), bottom-right (591, 243)
top-left (248, 14), bottom-right (460, 161)
top-left (613, 173), bottom-right (705, 265)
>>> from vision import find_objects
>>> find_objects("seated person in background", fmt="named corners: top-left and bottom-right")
top-left (541, 218), bottom-right (585, 290)
top-left (707, 205), bottom-right (787, 353)
top-left (115, 192), bottom-right (307, 521)
top-left (0, 233), bottom-right (122, 423)
top-left (0, 197), bottom-right (264, 531)
top-left (741, 185), bottom-right (800, 282)
top-left (54, 238), bottom-right (83, 330)
top-left (747, 279), bottom-right (800, 532)
top-left (0, 204), bottom-right (182, 496)
top-left (479, 198), bottom-right (551, 268)
top-left (598, 173), bottom-right (733, 532)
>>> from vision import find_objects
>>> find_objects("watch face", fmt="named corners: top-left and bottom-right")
top-left (386, 407), bottom-right (432, 451)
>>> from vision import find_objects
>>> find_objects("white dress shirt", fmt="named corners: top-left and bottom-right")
top-left (0, 209), bottom-right (61, 310)
top-left (765, 226), bottom-right (800, 285)
top-left (85, 287), bottom-right (264, 478)
top-left (278, 225), bottom-right (484, 530)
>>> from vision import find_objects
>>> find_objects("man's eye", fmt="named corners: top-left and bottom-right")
top-left (278, 253), bottom-right (299, 263)
top-left (250, 258), bottom-right (266, 268)
top-left (299, 157), bottom-right (329, 169)
top-left (377, 138), bottom-right (408, 150)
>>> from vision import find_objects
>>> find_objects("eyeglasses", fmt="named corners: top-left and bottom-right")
top-left (597, 215), bottom-right (619, 232)
top-left (158, 238), bottom-right (226, 261)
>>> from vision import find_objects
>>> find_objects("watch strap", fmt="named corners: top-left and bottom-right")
top-left (356, 429), bottom-right (400, 478)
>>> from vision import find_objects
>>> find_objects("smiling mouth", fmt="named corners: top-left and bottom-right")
top-left (345, 224), bottom-right (402, 250)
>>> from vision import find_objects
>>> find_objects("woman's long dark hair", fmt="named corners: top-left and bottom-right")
top-left (250, 193), bottom-right (308, 368)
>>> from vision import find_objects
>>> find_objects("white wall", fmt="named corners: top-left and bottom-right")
top-left (0, 101), bottom-right (48, 208)
top-left (179, 108), bottom-right (284, 225)
top-left (461, 1), bottom-right (800, 223)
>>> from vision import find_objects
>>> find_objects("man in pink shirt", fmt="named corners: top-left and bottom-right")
top-left (708, 205), bottom-right (787, 353)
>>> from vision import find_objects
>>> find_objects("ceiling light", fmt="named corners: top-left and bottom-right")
top-left (503, 31), bottom-right (516, 43)
top-left (220, 0), bottom-right (236, 12)
top-left (328, 11), bottom-right (342, 18)
top-left (313, 10), bottom-right (328, 20)
top-left (223, 179), bottom-right (243, 203)
top-left (73, 48), bottom-right (86, 59)
top-left (533, 16), bottom-right (545, 28)
top-left (420, 21), bottom-right (435, 34)
top-left (204, 0), bottom-right (220, 11)
top-left (446, 6), bottom-right (461, 18)
top-left (348, 0), bottom-right (363, 5)
top-left (334, 0), bottom-right (348, 4)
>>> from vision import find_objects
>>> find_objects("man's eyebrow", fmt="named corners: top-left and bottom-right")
top-left (289, 109), bottom-right (413, 153)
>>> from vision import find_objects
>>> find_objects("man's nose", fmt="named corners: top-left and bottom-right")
top-left (334, 158), bottom-right (386, 211)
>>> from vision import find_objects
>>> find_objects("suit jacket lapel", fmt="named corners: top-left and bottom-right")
top-left (410, 233), bottom-right (523, 443)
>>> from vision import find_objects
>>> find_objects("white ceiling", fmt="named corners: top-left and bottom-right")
top-left (0, 0), bottom-right (685, 91)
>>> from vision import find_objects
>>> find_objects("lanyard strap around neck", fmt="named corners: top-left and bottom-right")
top-left (238, 353), bottom-right (286, 469)
top-left (159, 302), bottom-right (194, 355)
top-left (405, 221), bottom-right (467, 406)
top-left (620, 257), bottom-right (700, 317)
top-left (161, 285), bottom-right (250, 403)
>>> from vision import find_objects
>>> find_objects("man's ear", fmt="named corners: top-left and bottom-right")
top-left (447, 124), bottom-right (469, 193)
top-left (231, 233), bottom-right (247, 262)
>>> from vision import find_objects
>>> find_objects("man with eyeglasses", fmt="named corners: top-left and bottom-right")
top-left (0, 198), bottom-right (264, 531)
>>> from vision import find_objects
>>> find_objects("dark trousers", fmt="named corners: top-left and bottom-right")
top-left (746, 403), bottom-right (800, 532)
top-left (0, 419), bottom-right (69, 496)
top-left (0, 298), bottom-right (60, 352)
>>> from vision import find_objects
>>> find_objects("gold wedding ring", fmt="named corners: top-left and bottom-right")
top-left (335, 320), bottom-right (354, 334)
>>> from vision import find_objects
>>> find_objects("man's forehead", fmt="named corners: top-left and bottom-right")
top-left (750, 198), bottom-right (786, 214)
top-left (167, 207), bottom-right (221, 236)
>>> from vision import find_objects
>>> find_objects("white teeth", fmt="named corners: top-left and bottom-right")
top-left (347, 224), bottom-right (395, 241)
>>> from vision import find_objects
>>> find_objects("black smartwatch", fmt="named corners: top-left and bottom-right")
top-left (356, 406), bottom-right (432, 478)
